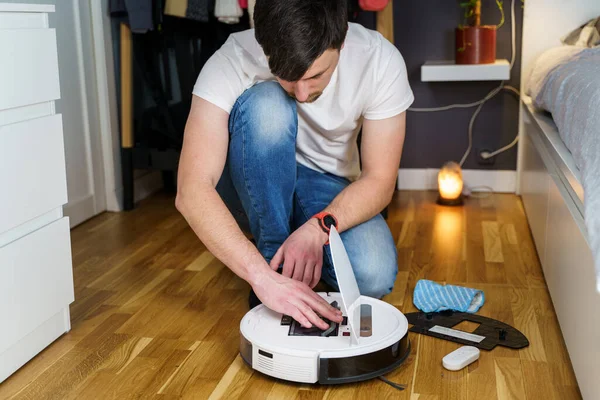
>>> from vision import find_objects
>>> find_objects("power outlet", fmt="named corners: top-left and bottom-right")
top-left (477, 148), bottom-right (495, 166)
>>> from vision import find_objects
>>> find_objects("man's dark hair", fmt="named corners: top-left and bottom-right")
top-left (254, 0), bottom-right (348, 82)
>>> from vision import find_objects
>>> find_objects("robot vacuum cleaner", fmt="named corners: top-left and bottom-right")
top-left (239, 226), bottom-right (410, 384)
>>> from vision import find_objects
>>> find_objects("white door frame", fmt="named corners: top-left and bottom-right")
top-left (89, 0), bottom-right (165, 212)
top-left (89, 0), bottom-right (122, 212)
top-left (62, 0), bottom-right (108, 224)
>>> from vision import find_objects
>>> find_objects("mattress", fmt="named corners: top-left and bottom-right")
top-left (525, 46), bottom-right (600, 292)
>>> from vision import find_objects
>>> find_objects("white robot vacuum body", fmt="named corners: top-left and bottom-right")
top-left (239, 227), bottom-right (411, 384)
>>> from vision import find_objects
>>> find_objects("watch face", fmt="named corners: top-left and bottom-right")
top-left (323, 215), bottom-right (336, 229)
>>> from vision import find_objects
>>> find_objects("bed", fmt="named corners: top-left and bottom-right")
top-left (517, 2), bottom-right (600, 398)
top-left (526, 44), bottom-right (600, 274)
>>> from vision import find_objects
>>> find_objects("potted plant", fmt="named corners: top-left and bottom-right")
top-left (456, 0), bottom-right (505, 64)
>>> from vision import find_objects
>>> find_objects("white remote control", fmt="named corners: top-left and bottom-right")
top-left (442, 346), bottom-right (480, 371)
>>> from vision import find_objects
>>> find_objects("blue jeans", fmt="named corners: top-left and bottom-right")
top-left (216, 81), bottom-right (397, 298)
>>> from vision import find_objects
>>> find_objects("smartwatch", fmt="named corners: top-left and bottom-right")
top-left (312, 212), bottom-right (338, 242)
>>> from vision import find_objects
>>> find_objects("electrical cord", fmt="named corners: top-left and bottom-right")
top-left (469, 0), bottom-right (520, 163)
top-left (408, 82), bottom-right (504, 112)
top-left (464, 185), bottom-right (494, 198)
top-left (378, 376), bottom-right (406, 391)
top-left (482, 135), bottom-right (519, 159)
top-left (500, 85), bottom-right (520, 97)
top-left (460, 93), bottom-right (488, 167)
top-left (510, 0), bottom-right (516, 69)
top-left (408, 0), bottom-right (520, 166)
top-left (459, 85), bottom-right (520, 167)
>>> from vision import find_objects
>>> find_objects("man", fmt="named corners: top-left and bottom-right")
top-left (176, 0), bottom-right (413, 331)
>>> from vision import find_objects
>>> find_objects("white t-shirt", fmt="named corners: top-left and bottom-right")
top-left (192, 22), bottom-right (414, 180)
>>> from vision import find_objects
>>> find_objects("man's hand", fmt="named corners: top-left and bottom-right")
top-left (251, 267), bottom-right (342, 329)
top-left (269, 219), bottom-right (329, 288)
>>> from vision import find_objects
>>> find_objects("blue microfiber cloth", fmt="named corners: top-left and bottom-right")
top-left (413, 279), bottom-right (485, 313)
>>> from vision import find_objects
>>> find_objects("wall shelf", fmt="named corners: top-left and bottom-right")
top-left (421, 59), bottom-right (510, 82)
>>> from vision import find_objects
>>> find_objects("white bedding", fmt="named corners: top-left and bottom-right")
top-left (525, 46), bottom-right (585, 107)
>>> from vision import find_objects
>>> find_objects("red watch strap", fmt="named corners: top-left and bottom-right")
top-left (312, 212), bottom-right (338, 245)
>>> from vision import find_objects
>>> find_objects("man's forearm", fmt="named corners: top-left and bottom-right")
top-left (176, 183), bottom-right (269, 285)
top-left (318, 112), bottom-right (406, 233)
top-left (321, 175), bottom-right (395, 233)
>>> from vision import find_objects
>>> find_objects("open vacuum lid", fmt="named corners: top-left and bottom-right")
top-left (328, 226), bottom-right (361, 345)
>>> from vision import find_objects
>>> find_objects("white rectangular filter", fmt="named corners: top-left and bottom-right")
top-left (429, 325), bottom-right (486, 343)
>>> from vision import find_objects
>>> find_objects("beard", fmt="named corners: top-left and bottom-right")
top-left (286, 90), bottom-right (323, 103)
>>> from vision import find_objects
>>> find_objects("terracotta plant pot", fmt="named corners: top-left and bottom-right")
top-left (455, 26), bottom-right (496, 64)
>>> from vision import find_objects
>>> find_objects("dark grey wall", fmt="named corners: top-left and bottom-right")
top-left (393, 0), bottom-right (523, 170)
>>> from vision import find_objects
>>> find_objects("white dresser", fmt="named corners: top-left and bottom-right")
top-left (0, 3), bottom-right (75, 383)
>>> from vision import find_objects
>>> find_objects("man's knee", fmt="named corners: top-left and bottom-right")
top-left (231, 81), bottom-right (297, 150)
top-left (356, 249), bottom-right (397, 298)
top-left (344, 216), bottom-right (398, 299)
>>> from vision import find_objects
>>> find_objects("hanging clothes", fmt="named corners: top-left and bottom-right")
top-left (110, 0), bottom-right (155, 33)
top-left (188, 0), bottom-right (212, 22)
top-left (248, 0), bottom-right (255, 28)
top-left (164, 0), bottom-right (212, 23)
top-left (215, 0), bottom-right (243, 24)
top-left (359, 0), bottom-right (389, 12)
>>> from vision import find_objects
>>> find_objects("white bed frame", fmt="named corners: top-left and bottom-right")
top-left (517, 1), bottom-right (600, 398)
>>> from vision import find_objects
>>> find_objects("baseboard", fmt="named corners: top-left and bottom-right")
top-left (66, 171), bottom-right (163, 223)
top-left (396, 168), bottom-right (517, 193)
top-left (106, 171), bottom-right (164, 212)
top-left (0, 307), bottom-right (70, 383)
top-left (63, 194), bottom-right (96, 228)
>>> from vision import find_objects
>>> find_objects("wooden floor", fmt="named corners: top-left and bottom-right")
top-left (1, 191), bottom-right (581, 399)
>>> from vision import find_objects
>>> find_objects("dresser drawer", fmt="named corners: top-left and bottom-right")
top-left (0, 28), bottom-right (60, 111)
top-left (0, 217), bottom-right (74, 355)
top-left (0, 114), bottom-right (68, 233)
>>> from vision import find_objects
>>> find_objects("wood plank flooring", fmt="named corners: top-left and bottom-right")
top-left (0, 191), bottom-right (581, 399)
